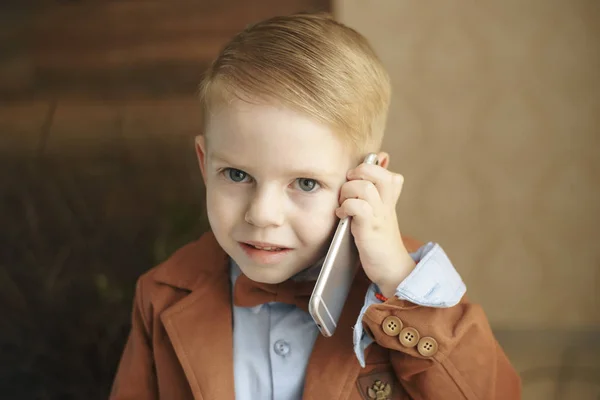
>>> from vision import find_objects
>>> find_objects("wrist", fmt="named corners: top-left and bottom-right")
top-left (376, 251), bottom-right (416, 299)
top-left (377, 284), bottom-right (397, 300)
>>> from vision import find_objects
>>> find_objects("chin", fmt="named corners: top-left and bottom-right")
top-left (240, 264), bottom-right (296, 284)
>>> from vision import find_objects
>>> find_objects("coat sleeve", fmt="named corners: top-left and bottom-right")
top-left (362, 296), bottom-right (522, 399)
top-left (110, 277), bottom-right (158, 400)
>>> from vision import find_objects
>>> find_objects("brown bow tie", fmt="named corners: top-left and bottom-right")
top-left (233, 273), bottom-right (315, 312)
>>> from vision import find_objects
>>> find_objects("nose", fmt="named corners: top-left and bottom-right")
top-left (245, 185), bottom-right (285, 228)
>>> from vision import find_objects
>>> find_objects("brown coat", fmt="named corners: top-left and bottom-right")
top-left (110, 232), bottom-right (521, 399)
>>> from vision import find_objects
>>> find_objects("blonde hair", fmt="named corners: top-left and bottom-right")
top-left (199, 12), bottom-right (391, 155)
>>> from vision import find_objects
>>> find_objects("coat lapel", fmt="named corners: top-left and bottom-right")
top-left (302, 270), bottom-right (372, 400)
top-left (159, 233), bottom-right (235, 400)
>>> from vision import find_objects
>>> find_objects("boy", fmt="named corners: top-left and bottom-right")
top-left (111, 12), bottom-right (521, 400)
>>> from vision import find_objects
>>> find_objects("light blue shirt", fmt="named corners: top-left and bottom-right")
top-left (231, 243), bottom-right (466, 400)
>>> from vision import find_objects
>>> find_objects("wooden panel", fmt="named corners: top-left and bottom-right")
top-left (0, 102), bottom-right (51, 158)
top-left (43, 102), bottom-right (123, 157)
top-left (33, 0), bottom-right (316, 68)
top-left (0, 0), bottom-right (331, 100)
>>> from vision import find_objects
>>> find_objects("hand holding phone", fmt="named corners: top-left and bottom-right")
top-left (308, 153), bottom-right (379, 337)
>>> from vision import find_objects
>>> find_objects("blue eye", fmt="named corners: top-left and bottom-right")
top-left (296, 178), bottom-right (320, 192)
top-left (225, 168), bottom-right (249, 183)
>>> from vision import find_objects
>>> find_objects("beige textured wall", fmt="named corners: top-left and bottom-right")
top-left (335, 0), bottom-right (600, 330)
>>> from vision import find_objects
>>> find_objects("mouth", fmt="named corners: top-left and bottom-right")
top-left (239, 241), bottom-right (293, 264)
top-left (242, 241), bottom-right (291, 251)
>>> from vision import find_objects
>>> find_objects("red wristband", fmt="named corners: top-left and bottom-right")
top-left (375, 293), bottom-right (388, 302)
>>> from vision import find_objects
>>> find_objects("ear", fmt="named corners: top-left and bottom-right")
top-left (376, 151), bottom-right (390, 169)
top-left (195, 135), bottom-right (208, 181)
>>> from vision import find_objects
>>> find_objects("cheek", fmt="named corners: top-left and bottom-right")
top-left (206, 183), bottom-right (246, 231)
top-left (291, 193), bottom-right (339, 243)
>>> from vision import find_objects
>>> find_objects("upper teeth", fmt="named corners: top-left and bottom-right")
top-left (252, 245), bottom-right (281, 251)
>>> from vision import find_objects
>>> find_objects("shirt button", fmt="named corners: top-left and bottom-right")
top-left (273, 339), bottom-right (291, 357)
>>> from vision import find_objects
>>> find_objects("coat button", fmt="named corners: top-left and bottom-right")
top-left (381, 316), bottom-right (403, 336)
top-left (273, 339), bottom-right (291, 357)
top-left (417, 336), bottom-right (438, 357)
top-left (398, 327), bottom-right (420, 348)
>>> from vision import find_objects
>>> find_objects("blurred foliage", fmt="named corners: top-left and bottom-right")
top-left (0, 155), bottom-right (208, 400)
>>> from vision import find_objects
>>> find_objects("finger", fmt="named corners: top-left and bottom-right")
top-left (336, 198), bottom-right (373, 227)
top-left (339, 179), bottom-right (383, 210)
top-left (347, 163), bottom-right (404, 204)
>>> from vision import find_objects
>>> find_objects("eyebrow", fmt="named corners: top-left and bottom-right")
top-left (285, 169), bottom-right (338, 180)
top-left (209, 152), bottom-right (338, 180)
top-left (210, 153), bottom-right (234, 165)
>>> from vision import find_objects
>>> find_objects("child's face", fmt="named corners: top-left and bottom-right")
top-left (196, 99), bottom-right (357, 284)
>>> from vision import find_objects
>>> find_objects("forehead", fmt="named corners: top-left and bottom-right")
top-left (204, 100), bottom-right (356, 174)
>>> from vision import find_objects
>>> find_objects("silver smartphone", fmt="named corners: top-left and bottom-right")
top-left (308, 153), bottom-right (379, 337)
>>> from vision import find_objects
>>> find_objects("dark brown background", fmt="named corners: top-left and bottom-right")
top-left (0, 1), bottom-right (329, 399)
